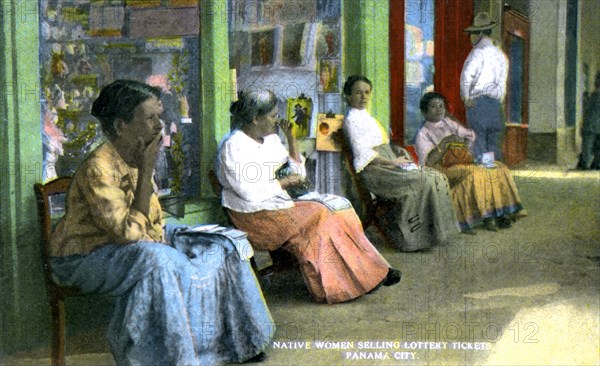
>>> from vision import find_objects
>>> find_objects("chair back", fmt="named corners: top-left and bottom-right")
top-left (338, 132), bottom-right (396, 251)
top-left (208, 169), bottom-right (223, 200)
top-left (339, 135), bottom-right (378, 228)
top-left (208, 168), bottom-right (231, 223)
top-left (34, 177), bottom-right (72, 288)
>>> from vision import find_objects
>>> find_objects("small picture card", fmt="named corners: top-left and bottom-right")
top-left (316, 113), bottom-right (344, 151)
top-left (316, 22), bottom-right (340, 58)
top-left (286, 95), bottom-right (313, 139)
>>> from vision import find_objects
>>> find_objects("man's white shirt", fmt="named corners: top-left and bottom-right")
top-left (460, 37), bottom-right (509, 102)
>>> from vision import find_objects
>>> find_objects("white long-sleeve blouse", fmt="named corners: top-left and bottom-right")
top-left (217, 129), bottom-right (306, 213)
top-left (343, 108), bottom-right (390, 173)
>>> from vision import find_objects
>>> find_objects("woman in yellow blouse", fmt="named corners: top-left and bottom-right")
top-left (50, 80), bottom-right (273, 365)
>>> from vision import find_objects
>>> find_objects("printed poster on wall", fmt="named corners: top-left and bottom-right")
top-left (286, 95), bottom-right (313, 139)
top-left (316, 114), bottom-right (344, 151)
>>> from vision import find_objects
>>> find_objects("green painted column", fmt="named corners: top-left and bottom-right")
top-left (0, 0), bottom-right (47, 352)
top-left (343, 0), bottom-right (390, 129)
top-left (200, 0), bottom-right (233, 198)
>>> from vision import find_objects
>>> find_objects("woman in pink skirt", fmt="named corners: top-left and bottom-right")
top-left (216, 90), bottom-right (401, 304)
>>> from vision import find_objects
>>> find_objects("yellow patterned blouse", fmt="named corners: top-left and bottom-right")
top-left (50, 141), bottom-right (165, 257)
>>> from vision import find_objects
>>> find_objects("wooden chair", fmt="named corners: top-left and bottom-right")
top-left (34, 177), bottom-right (84, 366)
top-left (338, 135), bottom-right (397, 248)
top-left (207, 169), bottom-right (275, 275)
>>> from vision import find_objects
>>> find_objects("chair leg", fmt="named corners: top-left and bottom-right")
top-left (50, 295), bottom-right (66, 366)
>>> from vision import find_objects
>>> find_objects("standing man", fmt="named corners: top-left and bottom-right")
top-left (460, 12), bottom-right (509, 161)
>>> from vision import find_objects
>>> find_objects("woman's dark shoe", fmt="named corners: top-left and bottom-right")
top-left (243, 352), bottom-right (267, 363)
top-left (484, 218), bottom-right (498, 232)
top-left (383, 268), bottom-right (402, 286)
top-left (496, 215), bottom-right (512, 229)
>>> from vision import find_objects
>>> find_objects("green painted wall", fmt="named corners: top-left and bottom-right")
top-left (200, 0), bottom-right (234, 199)
top-left (1, 0), bottom-right (48, 352)
top-left (343, 0), bottom-right (390, 130)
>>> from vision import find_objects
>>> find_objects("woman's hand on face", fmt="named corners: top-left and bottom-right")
top-left (135, 133), bottom-right (163, 170)
top-left (277, 119), bottom-right (294, 139)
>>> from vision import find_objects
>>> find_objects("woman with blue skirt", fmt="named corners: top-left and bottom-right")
top-left (49, 80), bottom-right (273, 365)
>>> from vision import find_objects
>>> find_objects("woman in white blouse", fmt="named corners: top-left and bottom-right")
top-left (216, 90), bottom-right (401, 304)
top-left (343, 75), bottom-right (459, 252)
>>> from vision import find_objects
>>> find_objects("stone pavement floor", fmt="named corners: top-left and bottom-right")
top-left (2, 168), bottom-right (599, 366)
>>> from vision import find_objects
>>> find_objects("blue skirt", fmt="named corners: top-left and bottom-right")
top-left (50, 224), bottom-right (274, 366)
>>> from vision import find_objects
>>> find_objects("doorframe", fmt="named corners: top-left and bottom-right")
top-left (501, 6), bottom-right (530, 166)
top-left (389, 0), bottom-right (473, 145)
top-left (389, 0), bottom-right (405, 145)
top-left (502, 7), bottom-right (530, 128)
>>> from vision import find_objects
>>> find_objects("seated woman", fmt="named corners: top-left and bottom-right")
top-left (343, 75), bottom-right (459, 251)
top-left (216, 90), bottom-right (401, 304)
top-left (49, 80), bottom-right (273, 365)
top-left (415, 92), bottom-right (526, 232)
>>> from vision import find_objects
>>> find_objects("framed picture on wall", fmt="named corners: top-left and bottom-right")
top-left (281, 23), bottom-right (307, 67)
top-left (230, 31), bottom-right (251, 72)
top-left (316, 113), bottom-right (344, 151)
top-left (319, 58), bottom-right (339, 93)
top-left (316, 22), bottom-right (340, 58)
top-left (251, 29), bottom-right (275, 67)
top-left (286, 95), bottom-right (313, 139)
